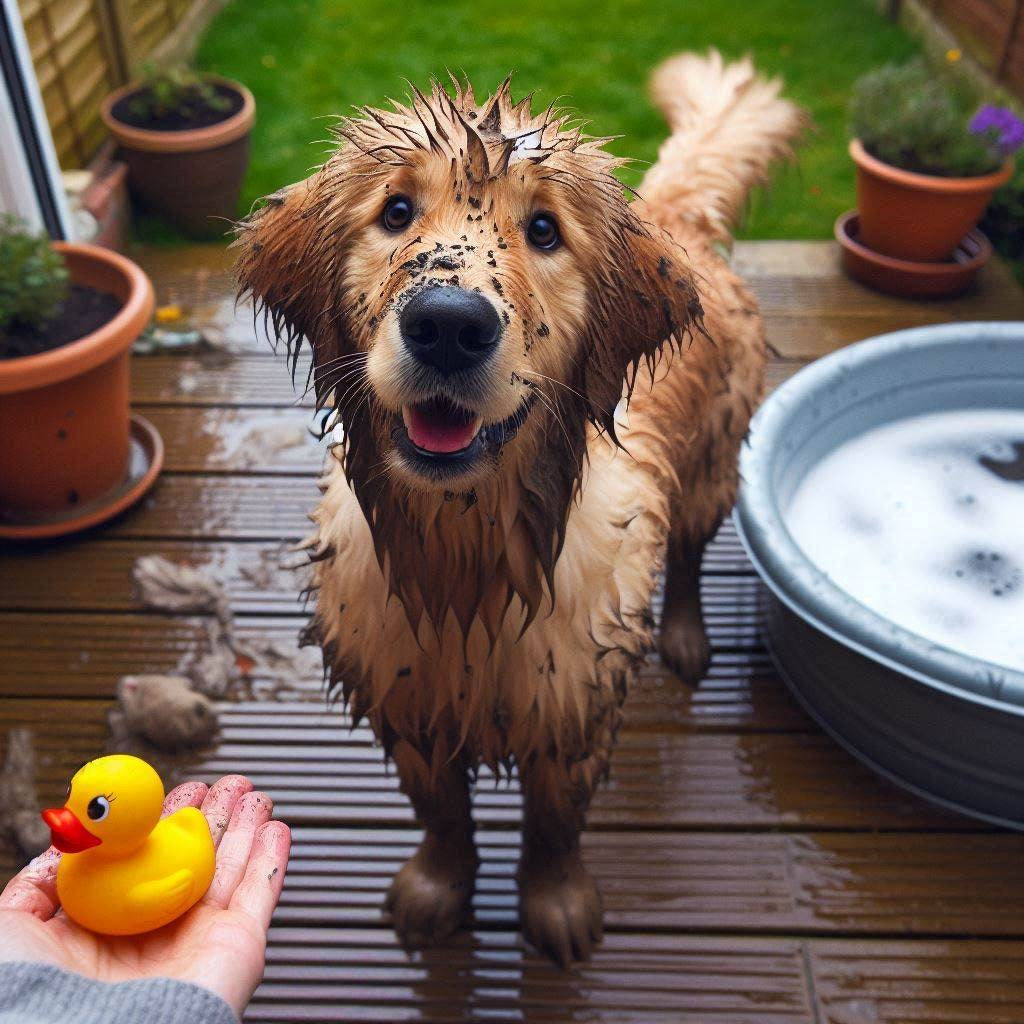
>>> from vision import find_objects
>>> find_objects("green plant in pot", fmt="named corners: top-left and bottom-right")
top-left (0, 218), bottom-right (157, 538)
top-left (0, 221), bottom-right (69, 346)
top-left (849, 60), bottom-right (1022, 261)
top-left (101, 64), bottom-right (255, 238)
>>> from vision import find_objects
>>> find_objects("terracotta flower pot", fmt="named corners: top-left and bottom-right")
top-left (0, 242), bottom-right (153, 521)
top-left (101, 78), bottom-right (255, 238)
top-left (851, 138), bottom-right (1012, 262)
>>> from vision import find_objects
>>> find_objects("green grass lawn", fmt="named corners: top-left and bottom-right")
top-left (196, 0), bottom-right (919, 239)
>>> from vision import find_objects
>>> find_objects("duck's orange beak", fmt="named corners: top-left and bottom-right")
top-left (41, 807), bottom-right (101, 853)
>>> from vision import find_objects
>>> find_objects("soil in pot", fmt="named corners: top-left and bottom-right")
top-left (1, 285), bottom-right (122, 360)
top-left (110, 83), bottom-right (243, 133)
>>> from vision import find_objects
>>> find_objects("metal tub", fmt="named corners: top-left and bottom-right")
top-left (735, 322), bottom-right (1024, 828)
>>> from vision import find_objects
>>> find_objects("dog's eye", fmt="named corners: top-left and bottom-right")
top-left (382, 195), bottom-right (414, 231)
top-left (526, 212), bottom-right (560, 251)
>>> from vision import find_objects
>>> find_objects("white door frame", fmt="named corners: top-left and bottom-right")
top-left (0, 0), bottom-right (71, 237)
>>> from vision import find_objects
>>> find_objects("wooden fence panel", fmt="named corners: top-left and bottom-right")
top-left (19, 0), bottom-right (122, 165)
top-left (922, 0), bottom-right (1024, 97)
top-left (17, 0), bottom-right (214, 168)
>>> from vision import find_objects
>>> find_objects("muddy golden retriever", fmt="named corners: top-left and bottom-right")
top-left (235, 51), bottom-right (802, 965)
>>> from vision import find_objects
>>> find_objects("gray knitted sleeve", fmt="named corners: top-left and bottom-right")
top-left (0, 962), bottom-right (238, 1024)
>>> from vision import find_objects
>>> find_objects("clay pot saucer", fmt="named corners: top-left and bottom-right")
top-left (0, 413), bottom-right (163, 541)
top-left (835, 210), bottom-right (991, 300)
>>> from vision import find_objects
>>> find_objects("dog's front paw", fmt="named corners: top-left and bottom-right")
top-left (384, 840), bottom-right (477, 948)
top-left (517, 849), bottom-right (603, 967)
top-left (658, 613), bottom-right (712, 686)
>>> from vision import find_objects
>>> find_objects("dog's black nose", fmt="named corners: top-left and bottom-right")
top-left (400, 287), bottom-right (501, 376)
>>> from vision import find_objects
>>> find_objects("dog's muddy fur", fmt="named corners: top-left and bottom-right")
top-left (236, 51), bottom-right (803, 965)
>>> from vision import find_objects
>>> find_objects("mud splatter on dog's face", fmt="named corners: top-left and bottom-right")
top-left (236, 77), bottom-right (703, 499)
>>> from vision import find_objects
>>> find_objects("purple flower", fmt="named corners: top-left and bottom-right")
top-left (969, 104), bottom-right (1024, 156)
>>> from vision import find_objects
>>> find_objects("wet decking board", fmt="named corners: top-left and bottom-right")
top-left (0, 696), bottom-right (978, 834)
top-left (2, 241), bottom-right (1024, 1022)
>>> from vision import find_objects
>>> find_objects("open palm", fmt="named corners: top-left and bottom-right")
top-left (0, 775), bottom-right (290, 1018)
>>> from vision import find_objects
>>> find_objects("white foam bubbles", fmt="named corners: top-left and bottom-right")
top-left (786, 409), bottom-right (1024, 673)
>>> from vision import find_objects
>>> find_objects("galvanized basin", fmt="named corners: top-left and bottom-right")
top-left (735, 322), bottom-right (1024, 828)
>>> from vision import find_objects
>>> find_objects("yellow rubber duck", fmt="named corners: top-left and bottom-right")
top-left (41, 755), bottom-right (214, 935)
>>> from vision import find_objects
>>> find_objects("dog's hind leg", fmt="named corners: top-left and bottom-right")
top-left (516, 742), bottom-right (610, 967)
top-left (384, 738), bottom-right (479, 947)
top-left (659, 525), bottom-right (718, 686)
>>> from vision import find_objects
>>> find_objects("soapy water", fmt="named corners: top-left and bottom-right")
top-left (786, 409), bottom-right (1024, 673)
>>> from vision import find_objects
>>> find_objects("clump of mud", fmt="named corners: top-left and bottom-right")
top-left (0, 729), bottom-right (50, 859)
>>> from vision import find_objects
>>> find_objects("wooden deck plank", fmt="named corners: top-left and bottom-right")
top-left (808, 939), bottom-right (1024, 1023)
top-left (0, 539), bottom-right (313, 615)
top-left (270, 828), bottom-right (1024, 937)
top-left (0, 698), bottom-right (971, 833)
top-left (247, 931), bottom-right (1024, 1024)
top-left (183, 729), bottom-right (977, 832)
top-left (0, 644), bottom-right (803, 739)
top-left (8, 818), bottom-right (1024, 939)
top-left (0, 573), bottom-right (769, 695)
top-left (253, 930), bottom-right (812, 1023)
top-left (140, 406), bottom-right (324, 474)
top-left (9, 475), bottom-right (755, 561)
top-left (733, 241), bottom-right (1024, 359)
top-left (132, 353), bottom-right (312, 407)
top-left (103, 475), bottom-right (320, 540)
top-left (0, 543), bottom-right (754, 613)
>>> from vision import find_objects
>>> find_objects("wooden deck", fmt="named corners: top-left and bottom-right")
top-left (3, 241), bottom-right (1024, 1022)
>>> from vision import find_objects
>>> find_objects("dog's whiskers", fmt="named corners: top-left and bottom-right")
top-left (530, 386), bottom-right (577, 455)
top-left (297, 354), bottom-right (369, 405)
top-left (519, 369), bottom-right (616, 424)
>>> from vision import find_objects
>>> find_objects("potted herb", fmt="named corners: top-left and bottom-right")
top-left (0, 218), bottom-right (155, 534)
top-left (101, 65), bottom-right (255, 238)
top-left (849, 60), bottom-right (1022, 261)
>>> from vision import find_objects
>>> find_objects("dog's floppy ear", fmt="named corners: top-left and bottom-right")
top-left (579, 214), bottom-right (705, 439)
top-left (234, 176), bottom-right (335, 373)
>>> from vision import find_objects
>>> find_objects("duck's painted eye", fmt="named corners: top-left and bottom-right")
top-left (382, 194), bottom-right (414, 231)
top-left (87, 796), bottom-right (111, 822)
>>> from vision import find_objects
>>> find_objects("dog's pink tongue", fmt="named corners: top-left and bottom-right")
top-left (405, 403), bottom-right (481, 454)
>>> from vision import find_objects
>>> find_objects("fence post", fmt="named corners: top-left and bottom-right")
top-left (997, 0), bottom-right (1023, 83)
top-left (108, 0), bottom-right (139, 76)
top-left (94, 0), bottom-right (129, 84)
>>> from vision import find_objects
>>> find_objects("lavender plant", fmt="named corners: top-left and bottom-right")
top-left (851, 60), bottom-right (1023, 177)
top-left (969, 106), bottom-right (1024, 161)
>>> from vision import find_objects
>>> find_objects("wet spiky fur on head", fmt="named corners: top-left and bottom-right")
top-left (235, 75), bottom-right (705, 640)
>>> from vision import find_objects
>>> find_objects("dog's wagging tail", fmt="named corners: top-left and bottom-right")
top-left (234, 51), bottom-right (804, 965)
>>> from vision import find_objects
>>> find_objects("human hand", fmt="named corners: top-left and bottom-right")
top-left (0, 775), bottom-right (290, 1018)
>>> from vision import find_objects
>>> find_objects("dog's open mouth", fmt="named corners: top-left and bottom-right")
top-left (393, 392), bottom-right (537, 481)
top-left (402, 397), bottom-right (483, 455)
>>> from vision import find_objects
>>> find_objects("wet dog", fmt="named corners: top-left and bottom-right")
top-left (236, 51), bottom-right (803, 965)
